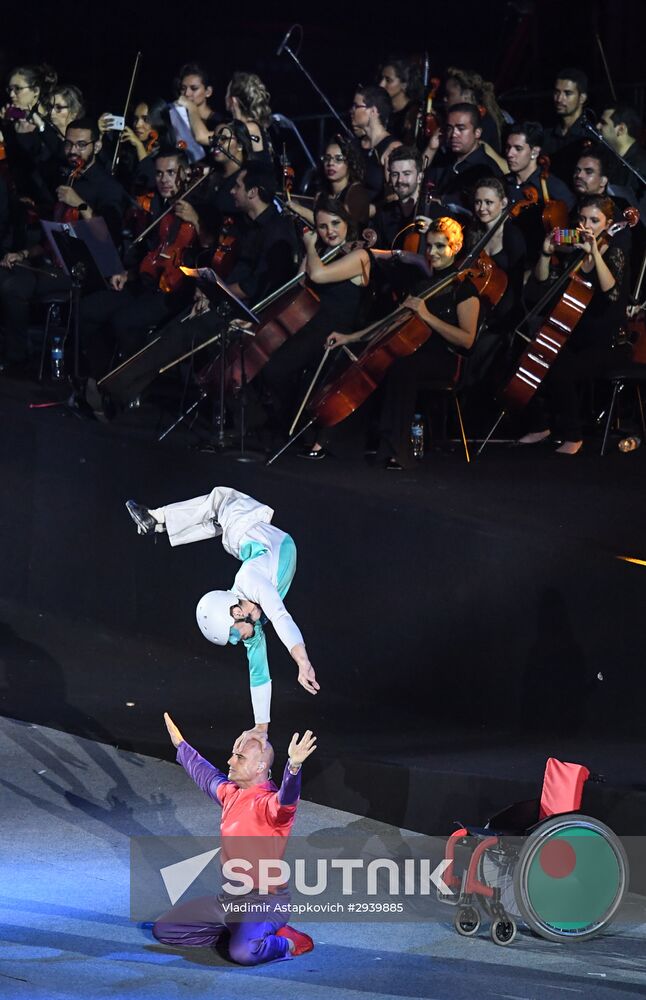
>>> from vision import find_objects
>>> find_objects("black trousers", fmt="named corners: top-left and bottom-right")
top-left (377, 336), bottom-right (458, 468)
top-left (101, 308), bottom-right (219, 406)
top-left (262, 322), bottom-right (331, 433)
top-left (0, 266), bottom-right (71, 362)
top-left (79, 282), bottom-right (190, 379)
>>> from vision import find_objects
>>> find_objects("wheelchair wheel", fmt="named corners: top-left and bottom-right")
top-left (490, 915), bottom-right (517, 945)
top-left (455, 906), bottom-right (480, 936)
top-left (513, 813), bottom-right (629, 942)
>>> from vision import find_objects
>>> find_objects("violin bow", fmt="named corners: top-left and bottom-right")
top-left (111, 51), bottom-right (143, 175)
top-left (595, 32), bottom-right (617, 104)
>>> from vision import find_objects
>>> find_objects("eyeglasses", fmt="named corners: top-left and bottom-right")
top-left (321, 154), bottom-right (346, 164)
top-left (63, 139), bottom-right (94, 150)
top-left (7, 84), bottom-right (31, 93)
top-left (50, 104), bottom-right (69, 112)
top-left (350, 103), bottom-right (368, 111)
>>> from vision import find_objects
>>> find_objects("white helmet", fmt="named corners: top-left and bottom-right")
top-left (196, 590), bottom-right (239, 646)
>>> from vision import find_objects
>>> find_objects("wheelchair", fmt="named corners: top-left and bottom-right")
top-left (437, 758), bottom-right (629, 945)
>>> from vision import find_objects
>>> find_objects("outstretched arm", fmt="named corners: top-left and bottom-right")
top-left (164, 712), bottom-right (228, 802)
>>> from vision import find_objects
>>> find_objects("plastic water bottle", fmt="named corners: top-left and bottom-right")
top-left (618, 435), bottom-right (641, 452)
top-left (50, 336), bottom-right (64, 380)
top-left (411, 413), bottom-right (424, 459)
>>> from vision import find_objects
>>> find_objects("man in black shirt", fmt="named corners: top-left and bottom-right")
top-left (425, 103), bottom-right (502, 213)
top-left (542, 68), bottom-right (589, 185)
top-left (226, 165), bottom-right (299, 303)
top-left (596, 105), bottom-right (646, 198)
top-left (373, 145), bottom-right (434, 300)
top-left (572, 145), bottom-right (609, 198)
top-left (504, 121), bottom-right (575, 264)
top-left (79, 150), bottom-right (196, 381)
top-left (96, 163), bottom-right (299, 414)
top-left (349, 85), bottom-right (400, 201)
top-left (0, 117), bottom-right (128, 369)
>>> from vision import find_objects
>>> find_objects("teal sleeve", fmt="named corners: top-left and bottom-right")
top-left (244, 626), bottom-right (272, 724)
top-left (244, 626), bottom-right (270, 687)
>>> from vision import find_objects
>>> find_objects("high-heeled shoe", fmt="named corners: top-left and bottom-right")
top-left (517, 430), bottom-right (551, 445)
top-left (555, 440), bottom-right (583, 455)
top-left (298, 446), bottom-right (328, 461)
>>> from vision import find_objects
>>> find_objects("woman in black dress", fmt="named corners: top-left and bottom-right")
top-left (518, 194), bottom-right (629, 454)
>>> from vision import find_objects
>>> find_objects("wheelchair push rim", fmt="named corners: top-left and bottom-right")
top-left (513, 813), bottom-right (629, 942)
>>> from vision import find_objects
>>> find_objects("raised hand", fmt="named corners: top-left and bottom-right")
top-left (288, 729), bottom-right (317, 766)
top-left (164, 712), bottom-right (185, 748)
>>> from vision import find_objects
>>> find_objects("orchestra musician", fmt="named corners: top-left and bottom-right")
top-left (292, 135), bottom-right (372, 230)
top-left (327, 216), bottom-right (482, 469)
top-left (378, 56), bottom-right (423, 147)
top-left (542, 68), bottom-right (590, 184)
top-left (596, 105), bottom-right (646, 196)
top-left (504, 121), bottom-right (575, 264)
top-left (260, 195), bottom-right (372, 456)
top-left (94, 162), bottom-right (300, 417)
top-left (424, 103), bottom-right (503, 213)
top-left (173, 119), bottom-right (252, 252)
top-left (79, 148), bottom-right (197, 393)
top-left (518, 195), bottom-right (630, 455)
top-left (0, 117), bottom-right (128, 371)
top-left (225, 72), bottom-right (273, 159)
top-left (174, 62), bottom-right (221, 151)
top-left (349, 85), bottom-right (401, 201)
top-left (1, 64), bottom-right (59, 209)
top-left (469, 177), bottom-right (526, 325)
top-left (98, 97), bottom-right (170, 195)
top-left (444, 66), bottom-right (507, 155)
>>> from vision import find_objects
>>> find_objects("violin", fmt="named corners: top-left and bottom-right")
top-left (537, 154), bottom-right (569, 233)
top-left (399, 179), bottom-right (434, 255)
top-left (307, 251), bottom-right (507, 431)
top-left (281, 144), bottom-right (295, 197)
top-left (502, 208), bottom-right (640, 410)
top-left (209, 215), bottom-right (239, 279)
top-left (139, 212), bottom-right (196, 294)
top-left (145, 129), bottom-right (159, 155)
top-left (54, 157), bottom-right (84, 224)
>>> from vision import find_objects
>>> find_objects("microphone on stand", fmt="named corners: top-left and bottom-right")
top-left (276, 25), bottom-right (297, 57)
top-left (580, 108), bottom-right (601, 138)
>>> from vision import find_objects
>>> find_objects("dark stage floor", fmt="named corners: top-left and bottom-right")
top-left (1, 373), bottom-right (646, 840)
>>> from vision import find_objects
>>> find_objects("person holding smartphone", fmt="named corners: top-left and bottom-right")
top-left (518, 194), bottom-right (630, 455)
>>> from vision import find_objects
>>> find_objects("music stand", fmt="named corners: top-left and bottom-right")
top-left (41, 218), bottom-right (124, 380)
top-left (178, 267), bottom-right (262, 458)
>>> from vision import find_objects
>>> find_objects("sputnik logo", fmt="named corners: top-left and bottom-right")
top-left (160, 847), bottom-right (221, 905)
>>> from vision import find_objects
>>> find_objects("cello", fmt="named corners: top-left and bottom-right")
top-left (306, 250), bottom-right (507, 432)
top-left (297, 193), bottom-right (539, 433)
top-left (192, 244), bottom-right (348, 392)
